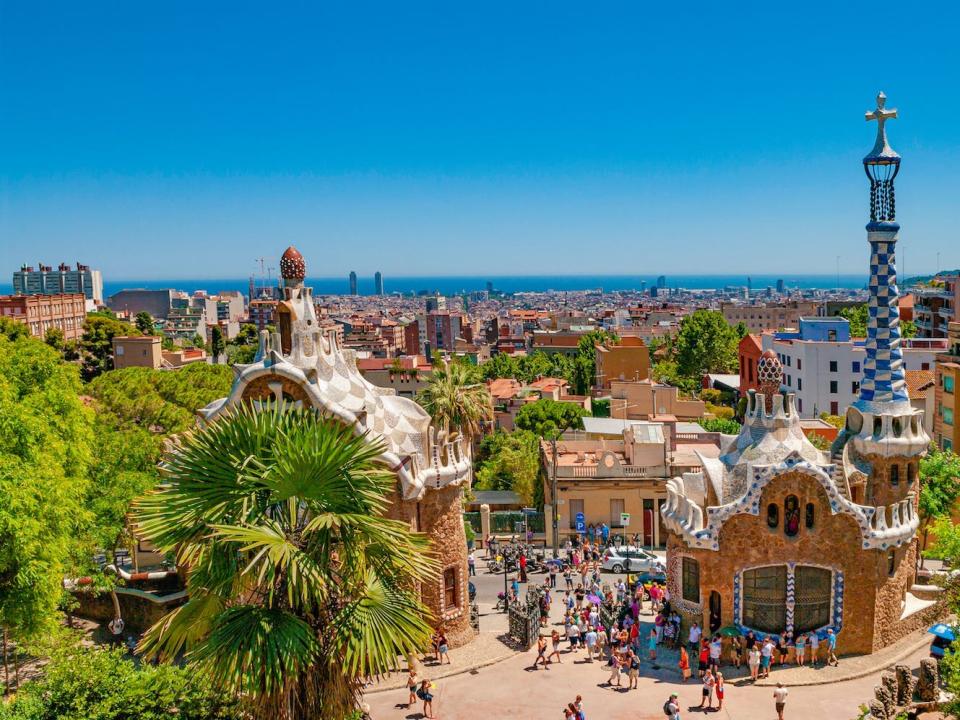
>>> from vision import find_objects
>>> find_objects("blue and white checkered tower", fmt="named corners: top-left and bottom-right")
top-left (847, 92), bottom-right (929, 459)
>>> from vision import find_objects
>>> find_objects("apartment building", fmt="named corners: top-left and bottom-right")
top-left (913, 276), bottom-right (959, 338)
top-left (13, 262), bottom-right (104, 304)
top-left (934, 321), bottom-right (960, 451)
top-left (0, 293), bottom-right (87, 341)
top-left (594, 337), bottom-right (650, 390)
top-left (721, 300), bottom-right (819, 333)
top-left (608, 379), bottom-right (707, 421)
top-left (761, 317), bottom-right (946, 418)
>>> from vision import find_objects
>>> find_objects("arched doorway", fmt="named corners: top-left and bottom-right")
top-left (709, 590), bottom-right (722, 633)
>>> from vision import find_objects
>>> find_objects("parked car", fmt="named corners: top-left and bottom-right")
top-left (601, 546), bottom-right (659, 574)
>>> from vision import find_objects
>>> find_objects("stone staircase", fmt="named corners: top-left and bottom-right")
top-left (830, 447), bottom-right (851, 500)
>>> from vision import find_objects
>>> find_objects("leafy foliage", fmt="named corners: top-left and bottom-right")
top-left (481, 351), bottom-right (573, 385)
top-left (837, 303), bottom-right (917, 339)
top-left (134, 311), bottom-right (157, 336)
top-left (819, 413), bottom-right (846, 430)
top-left (514, 398), bottom-right (587, 439)
top-left (918, 446), bottom-right (960, 562)
top-left (0, 643), bottom-right (239, 720)
top-left (700, 417), bottom-right (740, 435)
top-left (673, 310), bottom-right (739, 382)
top-left (226, 323), bottom-right (260, 365)
top-left (209, 326), bottom-right (226, 358)
top-left (133, 405), bottom-right (436, 719)
top-left (417, 358), bottom-right (492, 439)
top-left (80, 312), bottom-right (136, 380)
top-left (474, 430), bottom-right (541, 505)
top-left (0, 333), bottom-right (93, 652)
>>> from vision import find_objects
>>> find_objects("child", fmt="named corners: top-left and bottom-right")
top-left (716, 671), bottom-right (726, 710)
top-left (417, 680), bottom-right (434, 719)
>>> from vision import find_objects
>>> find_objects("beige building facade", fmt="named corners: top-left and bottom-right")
top-left (609, 379), bottom-right (706, 421)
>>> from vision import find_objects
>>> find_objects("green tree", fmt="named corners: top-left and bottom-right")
top-left (571, 329), bottom-right (618, 395)
top-left (474, 430), bottom-right (541, 506)
top-left (0, 334), bottom-right (93, 691)
top-left (514, 398), bottom-right (587, 439)
top-left (43, 327), bottom-right (65, 350)
top-left (838, 304), bottom-right (868, 337)
top-left (0, 642), bottom-right (239, 720)
top-left (417, 359), bottom-right (493, 440)
top-left (226, 324), bottom-right (260, 365)
top-left (135, 311), bottom-right (156, 336)
top-left (901, 318), bottom-right (917, 338)
top-left (80, 312), bottom-right (135, 380)
top-left (674, 310), bottom-right (738, 383)
top-left (191, 333), bottom-right (205, 348)
top-left (209, 326), bottom-right (226, 360)
top-left (134, 405), bottom-right (435, 719)
top-left (0, 317), bottom-right (29, 342)
top-left (917, 446), bottom-right (960, 566)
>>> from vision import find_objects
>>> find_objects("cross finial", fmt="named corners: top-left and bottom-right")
top-left (865, 91), bottom-right (898, 159)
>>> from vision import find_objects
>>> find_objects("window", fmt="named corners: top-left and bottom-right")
top-left (793, 566), bottom-right (832, 633)
top-left (784, 495), bottom-right (800, 537)
top-left (766, 503), bottom-right (779, 528)
top-left (852, 381), bottom-right (860, 394)
top-left (797, 378), bottom-right (802, 391)
top-left (946, 375), bottom-right (956, 394)
top-left (829, 361), bottom-right (838, 373)
top-left (830, 401), bottom-right (839, 415)
top-left (922, 362), bottom-right (930, 371)
top-left (805, 503), bottom-right (815, 529)
top-left (682, 558), bottom-right (700, 603)
top-left (888, 549), bottom-right (897, 576)
top-left (852, 361), bottom-right (861, 373)
top-left (611, 498), bottom-right (625, 527)
top-left (946, 408), bottom-right (955, 427)
top-left (569, 499), bottom-right (584, 529)
top-left (890, 464), bottom-right (900, 485)
top-left (797, 359), bottom-right (802, 370)
top-left (742, 566), bottom-right (787, 633)
top-left (830, 381), bottom-right (838, 394)
top-left (787, 356), bottom-right (791, 367)
top-left (443, 567), bottom-right (459, 609)
top-left (907, 464), bottom-right (916, 484)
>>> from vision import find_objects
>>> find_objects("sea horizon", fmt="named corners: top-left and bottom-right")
top-left (0, 273), bottom-right (872, 299)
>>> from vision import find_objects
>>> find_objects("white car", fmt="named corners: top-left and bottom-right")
top-left (601, 546), bottom-right (659, 574)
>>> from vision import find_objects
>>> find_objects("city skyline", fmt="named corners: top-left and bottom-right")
top-left (3, 3), bottom-right (960, 278)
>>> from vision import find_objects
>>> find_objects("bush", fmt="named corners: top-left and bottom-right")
top-left (0, 645), bottom-right (240, 720)
top-left (705, 403), bottom-right (734, 420)
top-left (700, 417), bottom-right (740, 435)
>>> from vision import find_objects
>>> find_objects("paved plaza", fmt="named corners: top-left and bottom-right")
top-left (364, 553), bottom-right (942, 720)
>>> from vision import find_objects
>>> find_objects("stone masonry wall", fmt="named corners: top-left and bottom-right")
top-left (417, 484), bottom-right (473, 648)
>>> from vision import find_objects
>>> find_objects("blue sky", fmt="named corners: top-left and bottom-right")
top-left (1, 1), bottom-right (959, 280)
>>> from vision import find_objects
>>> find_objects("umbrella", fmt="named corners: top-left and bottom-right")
top-left (718, 626), bottom-right (742, 638)
top-left (928, 623), bottom-right (956, 641)
top-left (587, 593), bottom-right (603, 606)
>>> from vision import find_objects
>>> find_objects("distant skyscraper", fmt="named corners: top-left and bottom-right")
top-left (349, 271), bottom-right (358, 295)
top-left (776, 278), bottom-right (785, 294)
top-left (650, 286), bottom-right (659, 298)
top-left (13, 261), bottom-right (103, 304)
top-left (486, 280), bottom-right (494, 293)
top-left (374, 271), bottom-right (384, 295)
top-left (656, 275), bottom-right (667, 289)
top-left (425, 294), bottom-right (446, 312)
top-left (640, 280), bottom-right (647, 292)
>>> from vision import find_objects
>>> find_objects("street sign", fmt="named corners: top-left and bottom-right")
top-left (522, 507), bottom-right (537, 514)
top-left (575, 512), bottom-right (585, 522)
top-left (575, 520), bottom-right (586, 533)
top-left (620, 512), bottom-right (631, 527)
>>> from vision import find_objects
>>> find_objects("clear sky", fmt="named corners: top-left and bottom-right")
top-left (1, 1), bottom-right (959, 280)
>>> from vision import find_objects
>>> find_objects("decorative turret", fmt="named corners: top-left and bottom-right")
top-left (279, 245), bottom-right (306, 284)
top-left (757, 349), bottom-right (783, 413)
top-left (843, 92), bottom-right (928, 461)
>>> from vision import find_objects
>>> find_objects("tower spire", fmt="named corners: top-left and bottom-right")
top-left (857, 92), bottom-right (907, 409)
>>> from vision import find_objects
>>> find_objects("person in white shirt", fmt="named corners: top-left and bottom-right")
top-left (773, 682), bottom-right (789, 720)
top-left (809, 632), bottom-right (820, 667)
top-left (665, 693), bottom-right (681, 720)
top-left (761, 638), bottom-right (775, 679)
top-left (688, 622), bottom-right (702, 653)
top-left (584, 626), bottom-right (598, 662)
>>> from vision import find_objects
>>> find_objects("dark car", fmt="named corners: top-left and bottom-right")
top-left (469, 581), bottom-right (476, 603)
top-left (631, 571), bottom-right (667, 588)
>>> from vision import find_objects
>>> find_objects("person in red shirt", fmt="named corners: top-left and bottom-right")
top-left (519, 552), bottom-right (528, 583)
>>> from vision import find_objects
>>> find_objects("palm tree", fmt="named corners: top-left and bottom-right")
top-left (417, 359), bottom-right (493, 440)
top-left (133, 404), bottom-right (436, 720)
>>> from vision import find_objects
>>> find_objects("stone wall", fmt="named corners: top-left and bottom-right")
top-left (71, 589), bottom-right (185, 633)
top-left (417, 484), bottom-right (474, 648)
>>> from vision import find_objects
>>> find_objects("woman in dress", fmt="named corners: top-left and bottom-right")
top-left (748, 644), bottom-right (761, 681)
top-left (678, 645), bottom-right (691, 682)
top-left (647, 626), bottom-right (658, 660)
top-left (715, 670), bottom-right (726, 710)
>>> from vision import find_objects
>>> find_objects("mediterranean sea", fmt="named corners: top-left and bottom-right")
top-left (0, 274), bottom-right (869, 299)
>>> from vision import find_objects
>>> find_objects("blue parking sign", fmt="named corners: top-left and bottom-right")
top-left (575, 511), bottom-right (586, 533)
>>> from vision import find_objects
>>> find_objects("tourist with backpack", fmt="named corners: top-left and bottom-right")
top-left (663, 692), bottom-right (681, 720)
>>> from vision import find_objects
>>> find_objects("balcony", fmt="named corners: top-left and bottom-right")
top-left (939, 307), bottom-right (955, 320)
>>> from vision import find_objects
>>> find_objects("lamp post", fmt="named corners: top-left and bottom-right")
top-left (551, 437), bottom-right (559, 559)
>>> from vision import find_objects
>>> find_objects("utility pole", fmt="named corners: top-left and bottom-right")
top-left (551, 437), bottom-right (559, 559)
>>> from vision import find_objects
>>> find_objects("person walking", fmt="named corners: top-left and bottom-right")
top-left (519, 552), bottom-right (528, 584)
top-left (809, 631), bottom-right (820, 667)
top-left (405, 669), bottom-right (418, 708)
top-left (698, 668), bottom-right (715, 709)
top-left (715, 671), bottom-right (725, 710)
top-left (468, 549), bottom-right (476, 576)
top-left (678, 645), bottom-right (691, 682)
top-left (708, 634), bottom-right (722, 674)
top-left (532, 634), bottom-right (549, 670)
top-left (564, 565), bottom-right (574, 590)
top-left (647, 626), bottom-right (658, 660)
top-left (627, 648), bottom-right (640, 689)
top-left (664, 693), bottom-right (681, 720)
top-left (760, 637), bottom-right (774, 679)
top-left (748, 644), bottom-right (760, 681)
top-left (549, 561), bottom-right (558, 588)
top-left (826, 629), bottom-right (839, 667)
top-left (548, 629), bottom-right (563, 664)
top-left (697, 640), bottom-right (709, 680)
top-left (584, 625), bottom-right (598, 662)
top-left (436, 629), bottom-right (450, 665)
top-left (417, 679), bottom-right (434, 719)
top-left (606, 649), bottom-right (622, 687)
top-left (773, 682), bottom-right (789, 720)
top-left (566, 615), bottom-right (580, 651)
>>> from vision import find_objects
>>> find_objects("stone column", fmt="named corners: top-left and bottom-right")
top-left (419, 484), bottom-right (474, 648)
top-left (480, 503), bottom-right (491, 551)
top-left (543, 503), bottom-right (554, 548)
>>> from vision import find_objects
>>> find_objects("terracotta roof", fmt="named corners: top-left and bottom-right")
top-left (487, 378), bottom-right (522, 400)
top-left (905, 369), bottom-right (935, 394)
